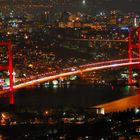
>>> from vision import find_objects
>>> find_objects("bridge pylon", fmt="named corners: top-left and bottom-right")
top-left (0, 41), bottom-right (14, 104)
top-left (128, 27), bottom-right (140, 85)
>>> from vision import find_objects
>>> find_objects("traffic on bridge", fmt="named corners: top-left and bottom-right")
top-left (0, 58), bottom-right (139, 95)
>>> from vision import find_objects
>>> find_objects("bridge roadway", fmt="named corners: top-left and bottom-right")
top-left (71, 39), bottom-right (128, 42)
top-left (0, 58), bottom-right (140, 94)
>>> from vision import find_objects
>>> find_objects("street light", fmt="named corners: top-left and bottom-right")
top-left (82, 0), bottom-right (86, 5)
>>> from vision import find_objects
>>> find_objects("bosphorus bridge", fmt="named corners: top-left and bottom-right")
top-left (0, 27), bottom-right (140, 104)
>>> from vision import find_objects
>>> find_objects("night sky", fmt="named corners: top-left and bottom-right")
top-left (54, 0), bottom-right (140, 14)
top-left (0, 0), bottom-right (140, 14)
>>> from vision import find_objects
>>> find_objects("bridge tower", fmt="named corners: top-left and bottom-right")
top-left (128, 27), bottom-right (140, 84)
top-left (0, 41), bottom-right (14, 104)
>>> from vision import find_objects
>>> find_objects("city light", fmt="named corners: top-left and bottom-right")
top-left (82, 0), bottom-right (86, 5)
top-left (0, 1), bottom-right (140, 139)
top-left (9, 59), bottom-right (139, 91)
top-left (135, 108), bottom-right (140, 114)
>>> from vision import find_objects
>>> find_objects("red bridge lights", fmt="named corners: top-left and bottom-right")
top-left (128, 27), bottom-right (140, 84)
top-left (0, 27), bottom-right (140, 104)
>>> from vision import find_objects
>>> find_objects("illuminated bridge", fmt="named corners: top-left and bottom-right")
top-left (13, 58), bottom-right (140, 90)
top-left (0, 58), bottom-right (140, 94)
top-left (1, 27), bottom-right (140, 104)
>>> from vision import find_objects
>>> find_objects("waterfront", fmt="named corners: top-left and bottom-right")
top-left (97, 91), bottom-right (140, 113)
top-left (0, 85), bottom-right (139, 139)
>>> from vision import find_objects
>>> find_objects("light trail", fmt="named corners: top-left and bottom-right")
top-left (0, 59), bottom-right (140, 95)
top-left (79, 58), bottom-right (139, 68)
top-left (81, 62), bottom-right (140, 73)
top-left (69, 39), bottom-right (128, 42)
top-left (13, 60), bottom-right (140, 90)
top-left (19, 58), bottom-right (137, 83)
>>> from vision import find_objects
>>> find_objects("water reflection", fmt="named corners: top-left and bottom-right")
top-left (14, 84), bottom-right (138, 108)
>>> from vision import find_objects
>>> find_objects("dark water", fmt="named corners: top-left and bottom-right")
top-left (0, 85), bottom-right (138, 140)
top-left (14, 85), bottom-right (137, 107)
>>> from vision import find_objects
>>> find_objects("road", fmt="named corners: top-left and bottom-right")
top-left (13, 59), bottom-right (140, 91)
top-left (96, 91), bottom-right (140, 113)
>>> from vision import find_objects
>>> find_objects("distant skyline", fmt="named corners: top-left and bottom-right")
top-left (53, 0), bottom-right (140, 14)
top-left (0, 0), bottom-right (140, 15)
